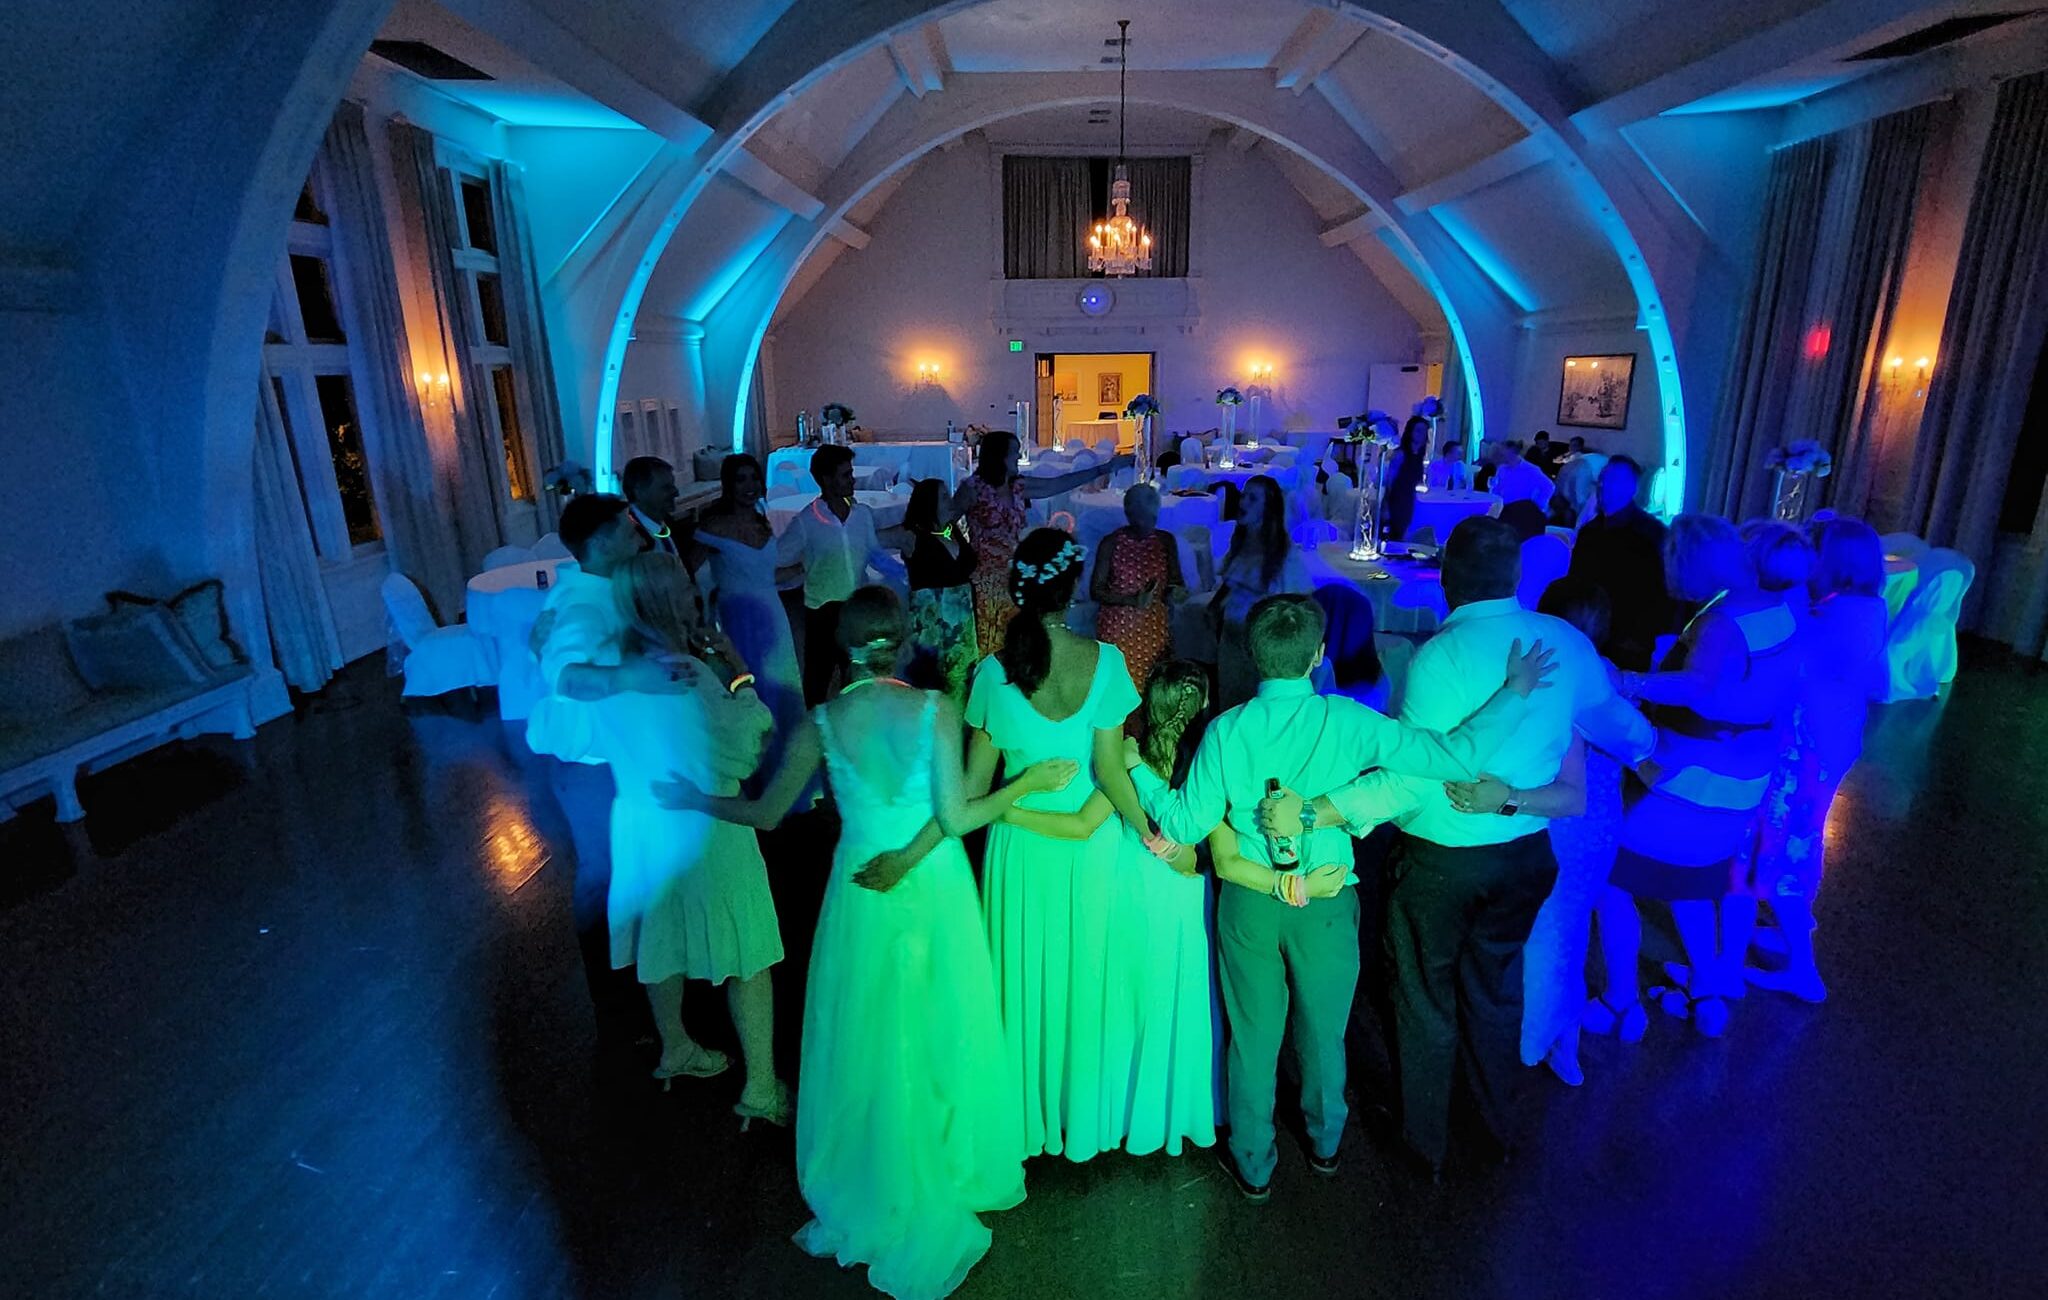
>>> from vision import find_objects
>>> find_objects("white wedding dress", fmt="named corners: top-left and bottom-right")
top-left (794, 694), bottom-right (1025, 1300)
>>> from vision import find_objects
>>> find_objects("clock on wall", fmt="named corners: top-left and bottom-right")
top-left (1076, 283), bottom-right (1115, 317)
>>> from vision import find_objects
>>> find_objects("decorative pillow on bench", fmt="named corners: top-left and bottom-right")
top-left (691, 447), bottom-right (724, 485)
top-left (105, 579), bottom-right (245, 674)
top-left (63, 604), bottom-right (212, 693)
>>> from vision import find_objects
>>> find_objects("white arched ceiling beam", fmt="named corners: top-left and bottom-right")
top-left (692, 69), bottom-right (1526, 460)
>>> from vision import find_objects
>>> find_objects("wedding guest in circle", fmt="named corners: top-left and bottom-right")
top-left (1568, 455), bottom-right (1672, 670)
top-left (965, 528), bottom-right (1156, 1162)
top-left (621, 456), bottom-right (682, 556)
top-left (687, 454), bottom-right (804, 776)
top-left (901, 478), bottom-right (981, 702)
top-left (1426, 438), bottom-right (1472, 492)
top-left (1742, 518), bottom-right (1889, 1003)
top-left (1602, 514), bottom-right (1802, 1039)
top-left (1212, 474), bottom-right (1309, 709)
top-left (1382, 417), bottom-right (1431, 542)
top-left (660, 586), bottom-right (1073, 1299)
top-left (952, 430), bottom-right (1132, 649)
top-left (1091, 482), bottom-right (1185, 695)
top-left (600, 552), bottom-right (789, 1110)
top-left (1486, 440), bottom-right (1558, 515)
top-left (780, 445), bottom-right (898, 705)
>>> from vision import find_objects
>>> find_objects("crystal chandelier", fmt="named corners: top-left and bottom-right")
top-left (1087, 19), bottom-right (1152, 278)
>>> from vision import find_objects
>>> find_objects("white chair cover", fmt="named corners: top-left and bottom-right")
top-left (381, 573), bottom-right (498, 698)
top-left (1258, 436), bottom-right (1283, 448)
top-left (532, 532), bottom-right (572, 561)
top-left (1093, 438), bottom-right (1117, 456)
top-left (1166, 464), bottom-right (1208, 492)
top-left (1269, 448), bottom-right (1301, 469)
top-left (481, 544), bottom-right (536, 572)
top-left (1517, 533), bottom-right (1572, 610)
top-left (768, 459), bottom-right (805, 494)
top-left (1065, 437), bottom-right (1091, 453)
top-left (1178, 525), bottom-right (1216, 591)
top-left (1178, 436), bottom-right (1206, 466)
top-left (1882, 552), bottom-right (1975, 701)
top-left (1292, 518), bottom-right (1341, 547)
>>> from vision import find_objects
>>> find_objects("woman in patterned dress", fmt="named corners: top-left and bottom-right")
top-left (953, 430), bottom-right (1132, 650)
top-left (1090, 483), bottom-right (1185, 695)
top-left (902, 478), bottom-right (980, 702)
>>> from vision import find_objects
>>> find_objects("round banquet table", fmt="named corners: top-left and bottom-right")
top-left (465, 556), bottom-right (576, 721)
top-left (1306, 542), bottom-right (1449, 636)
top-left (1404, 489), bottom-right (1501, 544)
top-left (766, 441), bottom-right (962, 492)
top-left (765, 489), bottom-right (908, 535)
top-left (1069, 487), bottom-right (1222, 550)
top-left (1882, 552), bottom-right (1920, 622)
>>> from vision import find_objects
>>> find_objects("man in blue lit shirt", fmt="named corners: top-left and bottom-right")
top-left (1128, 593), bottom-right (1552, 1200)
top-left (1262, 517), bottom-right (1653, 1176)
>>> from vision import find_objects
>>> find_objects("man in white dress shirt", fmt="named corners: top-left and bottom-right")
top-left (1486, 441), bottom-right (1557, 515)
top-left (1128, 594), bottom-right (1548, 1200)
top-left (526, 493), bottom-right (672, 1040)
top-left (1263, 516), bottom-right (1652, 1175)
top-left (778, 444), bottom-right (897, 704)
top-left (622, 456), bottom-right (681, 557)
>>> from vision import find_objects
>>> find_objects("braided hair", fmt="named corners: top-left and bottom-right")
top-left (1139, 660), bottom-right (1209, 779)
top-left (997, 527), bottom-right (1087, 696)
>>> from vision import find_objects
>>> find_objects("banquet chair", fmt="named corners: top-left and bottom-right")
top-left (1179, 436), bottom-right (1206, 467)
top-left (381, 573), bottom-right (498, 699)
top-left (1177, 525), bottom-right (1217, 591)
top-left (1292, 518), bottom-right (1341, 547)
top-left (1258, 436), bottom-right (1284, 449)
top-left (768, 459), bottom-right (805, 496)
top-left (532, 532), bottom-right (572, 561)
top-left (1879, 531), bottom-right (1931, 561)
top-left (1094, 438), bottom-right (1117, 457)
top-left (480, 544), bottom-right (536, 572)
top-left (1882, 550), bottom-right (1975, 701)
top-left (1065, 437), bottom-right (1091, 454)
top-left (1517, 533), bottom-right (1572, 610)
top-left (1166, 464), bottom-right (1208, 492)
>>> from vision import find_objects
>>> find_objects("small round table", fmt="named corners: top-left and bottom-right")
top-left (465, 557), bottom-right (576, 721)
top-left (1307, 543), bottom-right (1450, 635)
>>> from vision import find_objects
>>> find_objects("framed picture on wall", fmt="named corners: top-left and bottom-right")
top-left (1557, 354), bottom-right (1635, 429)
top-left (1098, 373), bottom-right (1122, 405)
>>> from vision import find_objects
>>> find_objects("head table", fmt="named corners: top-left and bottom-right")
top-left (766, 441), bottom-right (962, 493)
top-left (1405, 488), bottom-right (1502, 545)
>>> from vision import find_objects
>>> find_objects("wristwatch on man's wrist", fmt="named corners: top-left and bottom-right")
top-left (1498, 788), bottom-right (1522, 816)
top-left (1298, 801), bottom-right (1320, 835)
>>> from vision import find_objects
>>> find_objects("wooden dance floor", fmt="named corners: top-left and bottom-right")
top-left (3, 652), bottom-right (2045, 1298)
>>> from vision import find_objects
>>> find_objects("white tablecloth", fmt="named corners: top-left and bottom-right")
top-left (1407, 489), bottom-right (1502, 544)
top-left (767, 441), bottom-right (962, 493)
top-left (1067, 488), bottom-right (1223, 550)
top-left (765, 490), bottom-right (908, 535)
top-left (1306, 543), bottom-right (1449, 636)
top-left (465, 556), bottom-right (575, 721)
top-left (1060, 419), bottom-right (1129, 449)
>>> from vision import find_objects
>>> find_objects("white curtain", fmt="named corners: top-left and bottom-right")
top-left (320, 101), bottom-right (470, 624)
top-left (253, 379), bottom-right (344, 692)
top-left (490, 160), bottom-right (569, 533)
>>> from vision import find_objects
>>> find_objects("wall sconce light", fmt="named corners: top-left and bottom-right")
top-left (915, 360), bottom-right (943, 386)
top-left (415, 370), bottom-right (451, 406)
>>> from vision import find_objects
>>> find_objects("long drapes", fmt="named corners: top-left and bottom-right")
top-left (1003, 156), bottom-right (1090, 279)
top-left (490, 160), bottom-right (568, 534)
top-left (1702, 138), bottom-right (1832, 519)
top-left (389, 121), bottom-right (505, 573)
top-left (252, 379), bottom-right (344, 692)
top-left (1905, 70), bottom-right (2048, 657)
top-left (320, 102), bottom-right (470, 623)
top-left (1125, 156), bottom-right (1191, 278)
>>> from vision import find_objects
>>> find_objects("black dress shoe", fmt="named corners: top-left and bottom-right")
top-left (1216, 1149), bottom-right (1272, 1203)
top-left (1307, 1148), bottom-right (1341, 1178)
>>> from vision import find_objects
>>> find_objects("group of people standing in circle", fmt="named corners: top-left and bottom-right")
top-left (520, 436), bottom-right (1889, 1300)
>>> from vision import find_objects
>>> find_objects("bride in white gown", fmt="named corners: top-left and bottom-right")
top-left (664, 585), bottom-right (1075, 1300)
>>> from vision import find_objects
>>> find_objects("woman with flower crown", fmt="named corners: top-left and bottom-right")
top-left (964, 528), bottom-right (1166, 1161)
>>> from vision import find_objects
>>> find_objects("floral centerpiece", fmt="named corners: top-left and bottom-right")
top-left (820, 402), bottom-right (855, 445)
top-left (1348, 415), bottom-right (1401, 562)
top-left (1412, 394), bottom-right (1444, 420)
top-left (1126, 394), bottom-right (1161, 485)
top-left (1766, 439), bottom-right (1832, 522)
top-left (542, 460), bottom-right (594, 499)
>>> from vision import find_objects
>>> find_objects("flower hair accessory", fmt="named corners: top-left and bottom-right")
top-left (1013, 539), bottom-right (1086, 585)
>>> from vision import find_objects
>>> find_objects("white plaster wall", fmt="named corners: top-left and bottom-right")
top-left (760, 138), bottom-right (1427, 443)
top-left (1508, 323), bottom-right (1667, 469)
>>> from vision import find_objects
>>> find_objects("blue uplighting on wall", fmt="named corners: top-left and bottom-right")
top-left (1430, 208), bottom-right (1539, 314)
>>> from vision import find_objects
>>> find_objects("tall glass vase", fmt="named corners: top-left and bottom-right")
top-left (1348, 443), bottom-right (1386, 562)
top-left (1772, 469), bottom-right (1815, 523)
top-left (1247, 394), bottom-right (1262, 443)
top-left (1219, 404), bottom-right (1238, 468)
top-left (1137, 415), bottom-right (1157, 486)
top-left (1014, 401), bottom-right (1032, 467)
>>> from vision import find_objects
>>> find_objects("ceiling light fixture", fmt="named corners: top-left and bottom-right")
top-left (1087, 18), bottom-right (1152, 278)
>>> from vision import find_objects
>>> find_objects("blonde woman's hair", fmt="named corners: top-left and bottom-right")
top-left (614, 551), bottom-right (702, 658)
top-left (1140, 660), bottom-right (1209, 778)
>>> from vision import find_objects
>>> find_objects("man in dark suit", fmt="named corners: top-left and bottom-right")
top-left (621, 456), bottom-right (681, 556)
top-left (1566, 455), bottom-right (1671, 669)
